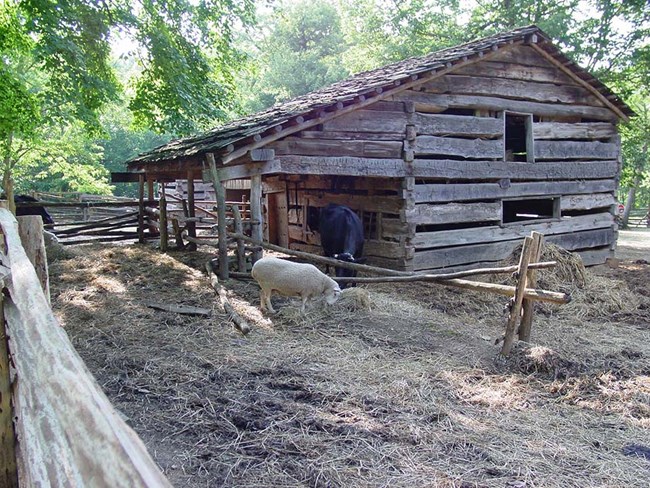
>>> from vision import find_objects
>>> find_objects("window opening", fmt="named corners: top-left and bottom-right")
top-left (502, 197), bottom-right (559, 224)
top-left (504, 113), bottom-right (533, 162)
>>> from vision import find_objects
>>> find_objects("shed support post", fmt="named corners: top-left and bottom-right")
top-left (186, 170), bottom-right (197, 251)
top-left (207, 153), bottom-right (229, 280)
top-left (231, 204), bottom-right (247, 272)
top-left (250, 174), bottom-right (264, 263)
top-left (138, 174), bottom-right (145, 244)
top-left (159, 183), bottom-right (168, 252)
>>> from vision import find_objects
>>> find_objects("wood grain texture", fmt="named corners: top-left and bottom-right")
top-left (0, 209), bottom-right (171, 487)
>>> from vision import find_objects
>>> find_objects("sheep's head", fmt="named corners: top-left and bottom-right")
top-left (324, 281), bottom-right (342, 305)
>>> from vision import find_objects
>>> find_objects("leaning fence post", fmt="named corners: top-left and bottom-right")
top-left (501, 235), bottom-right (535, 356)
top-left (518, 232), bottom-right (544, 342)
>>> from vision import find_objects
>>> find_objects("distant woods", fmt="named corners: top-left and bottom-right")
top-left (1, 0), bottom-right (649, 207)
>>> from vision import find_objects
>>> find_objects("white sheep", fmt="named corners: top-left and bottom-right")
top-left (251, 257), bottom-right (341, 313)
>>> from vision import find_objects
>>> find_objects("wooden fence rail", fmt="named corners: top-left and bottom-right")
top-left (0, 209), bottom-right (171, 487)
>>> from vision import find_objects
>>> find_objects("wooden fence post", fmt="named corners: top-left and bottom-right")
top-left (518, 232), bottom-right (544, 342)
top-left (17, 216), bottom-right (50, 303)
top-left (206, 153), bottom-right (229, 280)
top-left (231, 204), bottom-right (247, 272)
top-left (186, 170), bottom-right (197, 251)
top-left (501, 235), bottom-right (535, 356)
top-left (159, 184), bottom-right (168, 252)
top-left (250, 174), bottom-right (263, 263)
top-left (137, 174), bottom-right (145, 244)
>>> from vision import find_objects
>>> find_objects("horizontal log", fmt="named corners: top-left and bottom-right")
top-left (381, 218), bottom-right (413, 239)
top-left (287, 225), bottom-right (412, 259)
top-left (414, 135), bottom-right (503, 159)
top-left (413, 212), bottom-right (614, 249)
top-left (489, 45), bottom-right (562, 67)
top-left (412, 159), bottom-right (618, 180)
top-left (414, 179), bottom-right (617, 203)
top-left (271, 138), bottom-right (403, 158)
top-left (534, 140), bottom-right (619, 160)
top-left (0, 209), bottom-right (171, 486)
top-left (394, 91), bottom-right (618, 121)
top-left (532, 122), bottom-right (617, 140)
top-left (413, 228), bottom-right (615, 270)
top-left (284, 174), bottom-right (402, 192)
top-left (408, 201), bottom-right (502, 225)
top-left (561, 193), bottom-right (616, 211)
top-left (453, 60), bottom-right (578, 85)
top-left (579, 246), bottom-right (615, 266)
top-left (277, 155), bottom-right (408, 177)
top-left (423, 75), bottom-right (601, 106)
top-left (16, 200), bottom-right (158, 209)
top-left (298, 130), bottom-right (405, 141)
top-left (413, 113), bottom-right (503, 138)
top-left (295, 191), bottom-right (404, 214)
top-left (249, 148), bottom-right (275, 161)
top-left (321, 109), bottom-right (407, 133)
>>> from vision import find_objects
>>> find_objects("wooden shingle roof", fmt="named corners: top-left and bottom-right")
top-left (127, 25), bottom-right (633, 168)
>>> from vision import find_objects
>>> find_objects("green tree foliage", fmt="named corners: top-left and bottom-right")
top-left (1, 0), bottom-right (254, 199)
top-left (239, 0), bottom-right (349, 112)
top-left (338, 0), bottom-right (465, 71)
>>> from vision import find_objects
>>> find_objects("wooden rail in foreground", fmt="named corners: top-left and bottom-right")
top-left (0, 209), bottom-right (171, 487)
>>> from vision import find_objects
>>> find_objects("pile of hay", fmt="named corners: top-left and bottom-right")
top-left (498, 243), bottom-right (639, 319)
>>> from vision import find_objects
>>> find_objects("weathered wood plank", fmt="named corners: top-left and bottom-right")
top-left (278, 156), bottom-right (408, 177)
top-left (561, 193), bottom-right (616, 211)
top-left (296, 192), bottom-right (404, 214)
top-left (298, 130), bottom-right (405, 141)
top-left (288, 225), bottom-right (411, 258)
top-left (322, 109), bottom-right (407, 133)
top-left (489, 45), bottom-right (558, 67)
top-left (533, 122), bottom-right (617, 140)
top-left (413, 228), bottom-right (615, 270)
top-left (289, 242), bottom-right (409, 270)
top-left (423, 75), bottom-right (602, 106)
top-left (453, 60), bottom-right (579, 85)
top-left (414, 135), bottom-right (503, 159)
top-left (412, 159), bottom-right (618, 180)
top-left (284, 174), bottom-right (402, 192)
top-left (413, 212), bottom-right (614, 249)
top-left (0, 210), bottom-right (172, 488)
top-left (534, 140), bottom-right (619, 160)
top-left (381, 218), bottom-right (413, 238)
top-left (393, 91), bottom-right (618, 121)
top-left (271, 138), bottom-right (403, 158)
top-left (413, 113), bottom-right (503, 138)
top-left (408, 202), bottom-right (502, 226)
top-left (580, 246), bottom-right (615, 266)
top-left (414, 179), bottom-right (617, 203)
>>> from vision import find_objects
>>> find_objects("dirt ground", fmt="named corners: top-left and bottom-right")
top-left (49, 231), bottom-right (650, 488)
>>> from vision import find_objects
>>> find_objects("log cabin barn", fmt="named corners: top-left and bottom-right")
top-left (120, 25), bottom-right (634, 272)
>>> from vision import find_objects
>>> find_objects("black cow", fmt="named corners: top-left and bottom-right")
top-left (13, 195), bottom-right (55, 226)
top-left (319, 204), bottom-right (365, 288)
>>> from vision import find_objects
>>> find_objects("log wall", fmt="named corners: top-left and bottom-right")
top-left (254, 44), bottom-right (621, 272)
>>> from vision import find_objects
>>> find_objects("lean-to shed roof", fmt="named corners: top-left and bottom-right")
top-left (127, 25), bottom-right (633, 168)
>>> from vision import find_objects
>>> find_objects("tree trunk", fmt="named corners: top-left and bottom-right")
top-left (621, 180), bottom-right (638, 229)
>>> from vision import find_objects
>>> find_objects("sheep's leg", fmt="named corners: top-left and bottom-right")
top-left (260, 288), bottom-right (276, 313)
top-left (265, 290), bottom-right (277, 314)
top-left (300, 295), bottom-right (308, 314)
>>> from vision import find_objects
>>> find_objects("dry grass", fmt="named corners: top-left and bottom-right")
top-left (49, 243), bottom-right (650, 488)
